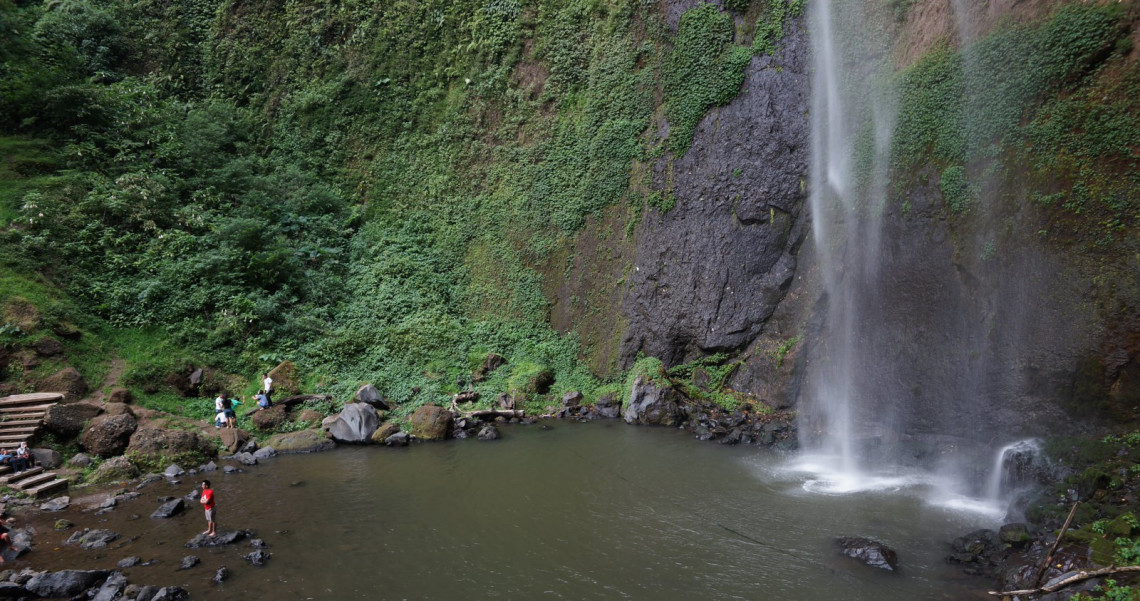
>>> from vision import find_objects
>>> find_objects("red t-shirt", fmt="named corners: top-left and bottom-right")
top-left (201, 488), bottom-right (215, 510)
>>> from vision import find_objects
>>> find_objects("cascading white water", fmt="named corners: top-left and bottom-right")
top-left (984, 439), bottom-right (1044, 501)
top-left (797, 0), bottom-right (897, 490)
top-left (795, 0), bottom-right (1044, 517)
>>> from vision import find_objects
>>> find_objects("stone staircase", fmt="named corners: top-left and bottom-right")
top-left (0, 393), bottom-right (69, 498)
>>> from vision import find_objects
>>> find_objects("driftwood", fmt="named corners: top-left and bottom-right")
top-left (447, 397), bottom-right (523, 418)
top-left (989, 565), bottom-right (1140, 597)
top-left (274, 394), bottom-right (333, 408)
top-left (1032, 501), bottom-right (1081, 588)
top-left (453, 391), bottom-right (480, 404)
top-left (242, 394), bottom-right (332, 416)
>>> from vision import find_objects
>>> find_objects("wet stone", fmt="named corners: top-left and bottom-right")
top-left (117, 556), bottom-right (141, 568)
top-left (66, 529), bottom-right (120, 550)
top-left (150, 498), bottom-right (185, 519)
top-left (178, 556), bottom-right (200, 570)
top-left (244, 550), bottom-right (271, 566)
top-left (186, 530), bottom-right (250, 548)
top-left (40, 496), bottom-right (70, 512)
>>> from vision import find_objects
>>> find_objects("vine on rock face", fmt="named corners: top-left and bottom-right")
top-left (664, 4), bottom-right (750, 155)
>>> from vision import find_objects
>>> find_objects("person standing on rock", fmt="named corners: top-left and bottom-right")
top-left (222, 395), bottom-right (236, 429)
top-left (200, 480), bottom-right (216, 537)
top-left (262, 372), bottom-right (274, 405)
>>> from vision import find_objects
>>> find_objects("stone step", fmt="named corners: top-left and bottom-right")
top-left (11, 472), bottom-right (55, 491)
top-left (0, 420), bottom-right (44, 427)
top-left (24, 478), bottom-right (67, 499)
top-left (0, 393), bottom-right (63, 407)
top-left (0, 413), bottom-right (48, 421)
top-left (0, 427), bottom-right (38, 435)
top-left (0, 404), bottom-right (53, 414)
top-left (0, 465), bottom-right (10, 476)
top-left (0, 435), bottom-right (33, 444)
top-left (0, 466), bottom-right (43, 485)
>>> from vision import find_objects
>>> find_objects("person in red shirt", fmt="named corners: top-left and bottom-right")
top-left (199, 480), bottom-right (216, 537)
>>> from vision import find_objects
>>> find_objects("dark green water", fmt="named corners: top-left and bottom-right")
top-left (22, 422), bottom-right (993, 600)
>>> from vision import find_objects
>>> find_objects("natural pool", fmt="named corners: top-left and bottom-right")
top-left (21, 421), bottom-right (996, 600)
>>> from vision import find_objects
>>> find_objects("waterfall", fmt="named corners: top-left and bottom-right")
top-left (797, 0), bottom-right (897, 488)
top-left (984, 439), bottom-right (1045, 501)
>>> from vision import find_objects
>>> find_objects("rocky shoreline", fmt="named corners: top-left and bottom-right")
top-left (4, 360), bottom-right (1133, 598)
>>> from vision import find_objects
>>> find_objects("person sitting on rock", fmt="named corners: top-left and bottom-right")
top-left (251, 390), bottom-right (271, 410)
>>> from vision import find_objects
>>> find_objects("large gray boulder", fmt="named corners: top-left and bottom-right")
top-left (31, 447), bottom-right (62, 468)
top-left (623, 376), bottom-right (683, 426)
top-left (25, 570), bottom-right (111, 598)
top-left (327, 403), bottom-right (379, 443)
top-left (595, 393), bottom-right (622, 419)
top-left (80, 414), bottom-right (138, 458)
top-left (354, 384), bottom-right (391, 410)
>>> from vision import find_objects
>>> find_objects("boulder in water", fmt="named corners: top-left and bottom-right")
top-left (834, 536), bottom-right (899, 571)
top-left (244, 550), bottom-right (271, 566)
top-left (409, 405), bottom-right (452, 441)
top-left (66, 528), bottom-right (121, 550)
top-left (623, 376), bottom-right (682, 426)
top-left (186, 530), bottom-right (250, 548)
top-left (179, 556), bottom-right (200, 570)
top-left (595, 393), bottom-right (621, 418)
top-left (25, 570), bottom-right (111, 598)
top-left (151, 498), bottom-right (185, 519)
top-left (264, 429), bottom-right (336, 454)
top-left (328, 403), bottom-right (380, 443)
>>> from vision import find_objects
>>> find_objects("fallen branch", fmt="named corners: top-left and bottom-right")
top-left (1032, 501), bottom-right (1081, 588)
top-left (448, 398), bottom-right (523, 419)
top-left (989, 565), bottom-right (1140, 597)
top-left (276, 394), bottom-right (333, 408)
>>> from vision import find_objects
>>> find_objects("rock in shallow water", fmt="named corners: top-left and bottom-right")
top-left (66, 529), bottom-right (120, 550)
top-left (179, 555), bottom-right (200, 570)
top-left (834, 536), bottom-right (899, 571)
top-left (25, 570), bottom-right (111, 597)
top-left (244, 550), bottom-right (271, 566)
top-left (186, 530), bottom-right (251, 548)
top-left (40, 496), bottom-right (70, 511)
top-left (150, 498), bottom-right (185, 519)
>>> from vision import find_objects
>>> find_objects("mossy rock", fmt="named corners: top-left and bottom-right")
top-left (2, 297), bottom-right (41, 332)
top-left (267, 361), bottom-right (301, 396)
top-left (87, 456), bottom-right (139, 484)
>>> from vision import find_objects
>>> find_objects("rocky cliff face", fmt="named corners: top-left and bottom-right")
top-left (591, 0), bottom-right (1140, 447)
top-left (621, 21), bottom-right (811, 367)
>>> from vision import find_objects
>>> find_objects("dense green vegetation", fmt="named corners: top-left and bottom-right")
top-left (0, 0), bottom-right (807, 417)
top-left (891, 3), bottom-right (1138, 246)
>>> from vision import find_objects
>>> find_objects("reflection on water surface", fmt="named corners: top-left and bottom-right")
top-left (21, 421), bottom-right (992, 600)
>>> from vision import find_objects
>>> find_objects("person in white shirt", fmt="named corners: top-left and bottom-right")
top-left (262, 373), bottom-right (273, 404)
